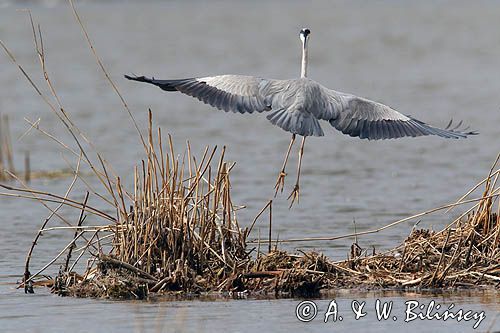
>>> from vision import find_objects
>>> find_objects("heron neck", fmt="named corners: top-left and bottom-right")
top-left (301, 43), bottom-right (308, 78)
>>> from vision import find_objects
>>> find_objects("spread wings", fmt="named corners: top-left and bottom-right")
top-left (125, 74), bottom-right (477, 140)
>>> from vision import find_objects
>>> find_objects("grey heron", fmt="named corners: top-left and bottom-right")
top-left (125, 28), bottom-right (476, 206)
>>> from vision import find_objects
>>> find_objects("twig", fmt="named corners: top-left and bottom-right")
top-left (64, 192), bottom-right (89, 271)
top-left (68, 0), bottom-right (147, 152)
top-left (268, 200), bottom-right (272, 253)
top-left (99, 254), bottom-right (158, 282)
top-left (248, 194), bottom-right (499, 244)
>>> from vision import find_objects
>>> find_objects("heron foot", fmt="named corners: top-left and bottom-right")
top-left (287, 184), bottom-right (300, 208)
top-left (274, 171), bottom-right (287, 197)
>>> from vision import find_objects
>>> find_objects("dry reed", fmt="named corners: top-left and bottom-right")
top-left (241, 157), bottom-right (500, 294)
top-left (0, 113), bottom-right (72, 181)
top-left (51, 114), bottom-right (252, 298)
top-left (0, 114), bottom-right (16, 181)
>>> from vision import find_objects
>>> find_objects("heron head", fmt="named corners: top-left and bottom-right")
top-left (299, 28), bottom-right (311, 46)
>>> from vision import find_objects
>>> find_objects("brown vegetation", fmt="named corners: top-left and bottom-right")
top-left (25, 138), bottom-right (500, 299)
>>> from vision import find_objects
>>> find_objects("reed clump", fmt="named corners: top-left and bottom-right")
top-left (334, 171), bottom-right (500, 289)
top-left (0, 10), bottom-right (253, 299)
top-left (51, 115), bottom-right (252, 298)
top-left (29, 155), bottom-right (500, 299)
top-left (54, 158), bottom-right (499, 298)
top-left (238, 162), bottom-right (500, 293)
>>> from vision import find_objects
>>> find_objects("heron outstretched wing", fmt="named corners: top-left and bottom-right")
top-left (126, 74), bottom-right (476, 139)
top-left (125, 74), bottom-right (278, 114)
top-left (126, 74), bottom-right (328, 136)
top-left (318, 88), bottom-right (476, 140)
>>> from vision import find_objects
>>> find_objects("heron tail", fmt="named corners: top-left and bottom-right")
top-left (266, 108), bottom-right (324, 137)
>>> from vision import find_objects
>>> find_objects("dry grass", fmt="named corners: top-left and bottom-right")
top-left (0, 8), bottom-right (253, 298)
top-left (238, 157), bottom-right (500, 294)
top-left (21, 148), bottom-right (500, 299)
top-left (60, 115), bottom-right (251, 296)
top-left (49, 116), bottom-right (252, 298)
top-left (334, 161), bottom-right (500, 289)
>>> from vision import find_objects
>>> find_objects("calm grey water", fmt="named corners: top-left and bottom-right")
top-left (1, 1), bottom-right (499, 332)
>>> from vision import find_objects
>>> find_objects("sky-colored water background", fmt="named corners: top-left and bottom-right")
top-left (0, 1), bottom-right (499, 332)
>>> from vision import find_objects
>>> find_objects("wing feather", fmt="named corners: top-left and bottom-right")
top-left (125, 74), bottom-right (273, 114)
top-left (317, 87), bottom-right (476, 140)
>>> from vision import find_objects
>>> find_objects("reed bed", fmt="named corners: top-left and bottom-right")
top-left (53, 116), bottom-right (252, 298)
top-left (0, 8), bottom-right (254, 298)
top-left (1, 5), bottom-right (498, 300)
top-left (333, 160), bottom-right (500, 289)
top-left (240, 157), bottom-right (500, 294)
top-left (17, 145), bottom-right (500, 299)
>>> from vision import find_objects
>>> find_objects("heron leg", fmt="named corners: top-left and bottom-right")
top-left (288, 136), bottom-right (306, 208)
top-left (274, 134), bottom-right (296, 196)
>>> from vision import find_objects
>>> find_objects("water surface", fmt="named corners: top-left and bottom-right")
top-left (0, 1), bottom-right (499, 332)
